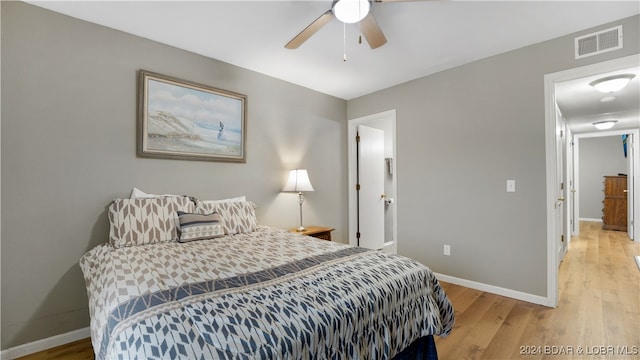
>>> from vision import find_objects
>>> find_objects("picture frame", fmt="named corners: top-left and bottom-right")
top-left (137, 70), bottom-right (247, 162)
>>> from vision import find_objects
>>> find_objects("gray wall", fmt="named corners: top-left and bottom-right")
top-left (347, 15), bottom-right (639, 297)
top-left (579, 136), bottom-right (629, 219)
top-left (2, 0), bottom-right (639, 351)
top-left (1, 2), bottom-right (347, 349)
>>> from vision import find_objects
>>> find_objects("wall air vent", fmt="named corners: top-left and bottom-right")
top-left (575, 26), bottom-right (622, 59)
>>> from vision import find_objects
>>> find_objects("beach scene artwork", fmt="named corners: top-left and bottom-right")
top-left (142, 75), bottom-right (245, 161)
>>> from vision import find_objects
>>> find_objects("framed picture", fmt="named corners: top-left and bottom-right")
top-left (137, 70), bottom-right (247, 162)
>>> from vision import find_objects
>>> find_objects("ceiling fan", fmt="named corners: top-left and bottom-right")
top-left (285, 0), bottom-right (419, 50)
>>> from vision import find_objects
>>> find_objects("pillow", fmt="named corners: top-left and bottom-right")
top-left (195, 199), bottom-right (257, 235)
top-left (197, 195), bottom-right (246, 205)
top-left (177, 211), bottom-right (225, 243)
top-left (108, 196), bottom-right (195, 248)
top-left (129, 187), bottom-right (182, 199)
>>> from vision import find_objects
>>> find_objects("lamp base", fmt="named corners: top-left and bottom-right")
top-left (295, 192), bottom-right (307, 232)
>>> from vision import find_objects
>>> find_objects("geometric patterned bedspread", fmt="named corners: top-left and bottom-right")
top-left (80, 226), bottom-right (454, 359)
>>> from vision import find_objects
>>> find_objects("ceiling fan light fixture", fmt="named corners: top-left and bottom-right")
top-left (589, 74), bottom-right (635, 93)
top-left (592, 120), bottom-right (617, 130)
top-left (333, 0), bottom-right (370, 24)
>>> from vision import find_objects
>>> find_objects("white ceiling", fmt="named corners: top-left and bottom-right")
top-left (556, 66), bottom-right (639, 134)
top-left (27, 1), bottom-right (640, 132)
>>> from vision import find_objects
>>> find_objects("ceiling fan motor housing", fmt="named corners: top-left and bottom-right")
top-left (285, 0), bottom-right (388, 50)
top-left (332, 0), bottom-right (371, 24)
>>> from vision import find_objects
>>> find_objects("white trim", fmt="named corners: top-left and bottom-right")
top-left (434, 273), bottom-right (550, 307)
top-left (544, 72), bottom-right (559, 308)
top-left (573, 118), bottom-right (639, 241)
top-left (580, 217), bottom-right (603, 223)
top-left (576, 129), bottom-right (636, 139)
top-left (566, 127), bottom-right (574, 242)
top-left (0, 327), bottom-right (90, 360)
top-left (347, 109), bottom-right (397, 249)
top-left (544, 54), bottom-right (640, 309)
top-left (573, 138), bottom-right (581, 237)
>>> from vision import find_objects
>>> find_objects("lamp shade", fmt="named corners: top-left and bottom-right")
top-left (283, 169), bottom-right (314, 192)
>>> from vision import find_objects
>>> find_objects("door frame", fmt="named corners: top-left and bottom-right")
top-left (544, 54), bottom-right (640, 308)
top-left (555, 106), bottom-right (568, 266)
top-left (573, 129), bottom-right (639, 238)
top-left (347, 109), bottom-right (397, 251)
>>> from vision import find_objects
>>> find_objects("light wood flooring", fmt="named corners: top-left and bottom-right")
top-left (435, 221), bottom-right (639, 359)
top-left (16, 221), bottom-right (639, 360)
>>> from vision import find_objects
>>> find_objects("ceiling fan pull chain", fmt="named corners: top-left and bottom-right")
top-left (343, 22), bottom-right (347, 62)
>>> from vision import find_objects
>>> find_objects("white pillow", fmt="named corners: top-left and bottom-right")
top-left (130, 187), bottom-right (180, 199)
top-left (197, 195), bottom-right (246, 205)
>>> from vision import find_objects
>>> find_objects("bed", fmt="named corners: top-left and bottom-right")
top-left (80, 195), bottom-right (454, 359)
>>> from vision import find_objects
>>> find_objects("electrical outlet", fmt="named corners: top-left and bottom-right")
top-left (444, 245), bottom-right (451, 256)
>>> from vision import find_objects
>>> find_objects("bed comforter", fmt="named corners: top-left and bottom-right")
top-left (80, 226), bottom-right (454, 359)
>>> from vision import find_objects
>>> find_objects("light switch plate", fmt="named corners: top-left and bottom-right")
top-left (507, 179), bottom-right (516, 192)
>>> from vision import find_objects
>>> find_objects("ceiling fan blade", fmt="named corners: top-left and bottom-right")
top-left (285, 10), bottom-right (334, 49)
top-left (359, 13), bottom-right (387, 49)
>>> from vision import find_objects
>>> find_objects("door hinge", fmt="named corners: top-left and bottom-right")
top-left (561, 234), bottom-right (565, 242)
top-left (356, 232), bottom-right (361, 239)
top-left (560, 130), bottom-right (564, 138)
top-left (560, 182), bottom-right (564, 190)
top-left (356, 184), bottom-right (360, 191)
top-left (356, 134), bottom-right (360, 143)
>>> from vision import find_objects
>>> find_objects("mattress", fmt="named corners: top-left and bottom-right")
top-left (80, 225), bottom-right (454, 359)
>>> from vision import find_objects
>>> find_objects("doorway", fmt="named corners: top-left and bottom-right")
top-left (573, 131), bottom-right (637, 239)
top-left (544, 54), bottom-right (640, 307)
top-left (348, 109), bottom-right (397, 253)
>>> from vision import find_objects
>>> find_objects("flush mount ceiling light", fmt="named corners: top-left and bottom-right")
top-left (589, 74), bottom-right (635, 93)
top-left (332, 0), bottom-right (371, 24)
top-left (592, 120), bottom-right (617, 130)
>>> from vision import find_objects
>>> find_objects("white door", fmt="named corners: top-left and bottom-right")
top-left (556, 109), bottom-right (567, 265)
top-left (627, 133), bottom-right (635, 239)
top-left (357, 125), bottom-right (385, 249)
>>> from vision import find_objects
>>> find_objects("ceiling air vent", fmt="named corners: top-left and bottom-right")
top-left (575, 26), bottom-right (622, 59)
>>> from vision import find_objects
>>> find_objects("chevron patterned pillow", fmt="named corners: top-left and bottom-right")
top-left (195, 199), bottom-right (258, 235)
top-left (177, 211), bottom-right (226, 243)
top-left (108, 196), bottom-right (195, 248)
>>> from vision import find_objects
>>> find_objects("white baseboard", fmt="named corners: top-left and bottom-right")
top-left (434, 273), bottom-right (551, 307)
top-left (0, 327), bottom-right (90, 360)
top-left (580, 217), bottom-right (602, 222)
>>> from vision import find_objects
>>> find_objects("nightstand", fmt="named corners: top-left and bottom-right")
top-left (289, 226), bottom-right (335, 241)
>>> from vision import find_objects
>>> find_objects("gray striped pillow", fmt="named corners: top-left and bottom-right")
top-left (177, 211), bottom-right (225, 243)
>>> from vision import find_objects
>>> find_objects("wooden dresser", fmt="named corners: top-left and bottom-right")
top-left (602, 176), bottom-right (627, 231)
